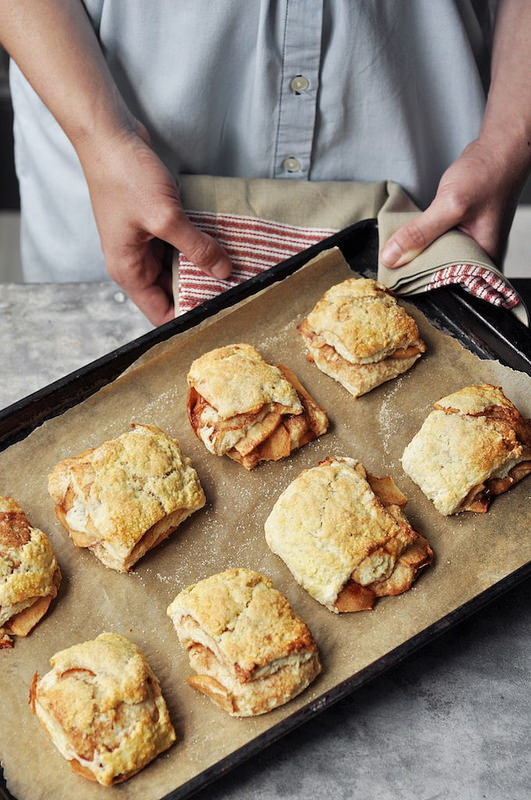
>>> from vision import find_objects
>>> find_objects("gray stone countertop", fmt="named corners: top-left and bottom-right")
top-left (0, 282), bottom-right (530, 800)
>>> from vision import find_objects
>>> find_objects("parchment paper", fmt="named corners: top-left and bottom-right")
top-left (1, 249), bottom-right (530, 800)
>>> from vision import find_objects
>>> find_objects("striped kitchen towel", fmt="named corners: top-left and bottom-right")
top-left (177, 210), bottom-right (527, 324)
top-left (427, 263), bottom-right (520, 307)
top-left (177, 211), bottom-right (334, 314)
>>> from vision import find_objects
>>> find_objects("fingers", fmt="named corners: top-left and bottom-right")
top-left (156, 207), bottom-right (232, 280)
top-left (86, 130), bottom-right (232, 324)
top-left (106, 201), bottom-right (231, 325)
top-left (381, 196), bottom-right (465, 268)
top-left (131, 207), bottom-right (232, 324)
top-left (106, 243), bottom-right (175, 327)
top-left (127, 280), bottom-right (175, 327)
top-left (104, 205), bottom-right (232, 325)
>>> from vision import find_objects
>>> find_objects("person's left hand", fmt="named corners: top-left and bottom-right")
top-left (380, 138), bottom-right (526, 269)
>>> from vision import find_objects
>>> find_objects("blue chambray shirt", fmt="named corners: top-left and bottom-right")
top-left (10, 1), bottom-right (493, 281)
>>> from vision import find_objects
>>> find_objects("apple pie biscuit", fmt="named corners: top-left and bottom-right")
top-left (0, 496), bottom-right (61, 648)
top-left (47, 423), bottom-right (205, 572)
top-left (265, 457), bottom-right (433, 612)
top-left (401, 384), bottom-right (531, 515)
top-left (167, 568), bottom-right (321, 716)
top-left (30, 632), bottom-right (176, 785)
top-left (298, 277), bottom-right (426, 396)
top-left (187, 343), bottom-right (328, 469)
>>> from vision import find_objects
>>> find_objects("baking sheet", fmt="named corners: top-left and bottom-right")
top-left (1, 248), bottom-right (530, 800)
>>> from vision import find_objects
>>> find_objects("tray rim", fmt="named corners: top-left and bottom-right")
top-left (2, 218), bottom-right (530, 450)
top-left (1, 219), bottom-right (530, 800)
top-left (159, 563), bottom-right (531, 800)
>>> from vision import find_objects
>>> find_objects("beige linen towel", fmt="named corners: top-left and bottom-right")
top-left (174, 175), bottom-right (527, 324)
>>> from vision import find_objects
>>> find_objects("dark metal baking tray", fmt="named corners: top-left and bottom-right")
top-left (1, 219), bottom-right (530, 800)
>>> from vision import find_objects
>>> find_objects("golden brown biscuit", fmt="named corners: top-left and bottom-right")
top-left (187, 344), bottom-right (328, 469)
top-left (0, 496), bottom-right (61, 648)
top-left (298, 278), bottom-right (426, 396)
top-left (30, 632), bottom-right (176, 785)
top-left (167, 568), bottom-right (321, 716)
top-left (47, 423), bottom-right (205, 572)
top-left (401, 384), bottom-right (531, 515)
top-left (265, 457), bottom-right (433, 612)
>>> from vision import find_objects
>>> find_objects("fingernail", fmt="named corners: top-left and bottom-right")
top-left (380, 240), bottom-right (403, 267)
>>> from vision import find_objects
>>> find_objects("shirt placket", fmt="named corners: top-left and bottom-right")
top-left (273, 0), bottom-right (323, 179)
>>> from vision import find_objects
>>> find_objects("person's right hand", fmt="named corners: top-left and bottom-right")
top-left (78, 123), bottom-right (232, 326)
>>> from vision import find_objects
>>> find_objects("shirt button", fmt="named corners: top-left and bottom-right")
top-left (290, 75), bottom-right (310, 94)
top-left (283, 156), bottom-right (301, 173)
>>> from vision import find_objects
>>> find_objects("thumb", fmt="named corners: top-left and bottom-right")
top-left (380, 198), bottom-right (460, 268)
top-left (162, 207), bottom-right (232, 279)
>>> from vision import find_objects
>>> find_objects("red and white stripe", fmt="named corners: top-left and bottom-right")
top-left (177, 211), bottom-right (335, 313)
top-left (427, 264), bottom-right (520, 309)
top-left (177, 212), bottom-right (521, 315)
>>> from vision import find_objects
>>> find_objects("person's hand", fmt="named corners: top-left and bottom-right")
top-left (78, 124), bottom-right (232, 325)
top-left (380, 138), bottom-right (526, 269)
top-left (0, 0), bottom-right (232, 325)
